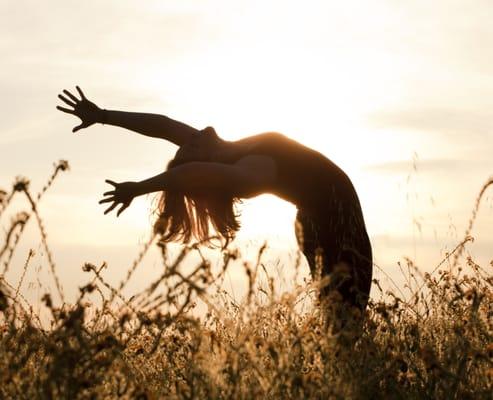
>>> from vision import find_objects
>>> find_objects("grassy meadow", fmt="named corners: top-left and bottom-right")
top-left (1, 161), bottom-right (492, 399)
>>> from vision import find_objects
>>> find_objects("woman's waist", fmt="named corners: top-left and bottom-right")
top-left (296, 202), bottom-right (369, 236)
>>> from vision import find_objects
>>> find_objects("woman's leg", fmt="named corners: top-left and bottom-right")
top-left (294, 211), bottom-right (318, 274)
top-left (295, 210), bottom-right (372, 312)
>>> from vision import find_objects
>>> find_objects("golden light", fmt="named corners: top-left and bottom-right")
top-left (128, 3), bottom-right (415, 242)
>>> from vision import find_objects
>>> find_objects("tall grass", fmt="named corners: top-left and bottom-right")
top-left (0, 163), bottom-right (492, 399)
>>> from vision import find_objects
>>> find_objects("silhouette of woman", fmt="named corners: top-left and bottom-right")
top-left (57, 86), bottom-right (373, 313)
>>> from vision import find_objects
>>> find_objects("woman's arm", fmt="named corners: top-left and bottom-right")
top-left (56, 86), bottom-right (199, 146)
top-left (99, 156), bottom-right (277, 216)
top-left (102, 110), bottom-right (199, 146)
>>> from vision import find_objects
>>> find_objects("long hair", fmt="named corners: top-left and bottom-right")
top-left (153, 128), bottom-right (241, 247)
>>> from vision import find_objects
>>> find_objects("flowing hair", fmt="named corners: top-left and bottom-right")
top-left (153, 129), bottom-right (241, 247)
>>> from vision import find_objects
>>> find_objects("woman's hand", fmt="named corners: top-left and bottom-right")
top-left (99, 180), bottom-right (140, 217)
top-left (56, 86), bottom-right (103, 133)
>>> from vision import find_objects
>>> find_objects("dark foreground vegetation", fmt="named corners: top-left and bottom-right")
top-left (0, 162), bottom-right (492, 399)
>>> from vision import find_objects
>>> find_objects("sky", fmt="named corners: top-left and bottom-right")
top-left (1, 0), bottom-right (492, 306)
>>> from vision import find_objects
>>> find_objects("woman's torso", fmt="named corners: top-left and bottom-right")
top-left (228, 132), bottom-right (372, 259)
top-left (175, 130), bottom-right (371, 253)
top-left (218, 132), bottom-right (363, 214)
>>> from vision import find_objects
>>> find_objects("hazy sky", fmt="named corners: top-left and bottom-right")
top-left (2, 0), bottom-right (492, 304)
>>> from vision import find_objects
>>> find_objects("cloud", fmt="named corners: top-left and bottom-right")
top-left (368, 108), bottom-right (493, 139)
top-left (365, 158), bottom-right (486, 174)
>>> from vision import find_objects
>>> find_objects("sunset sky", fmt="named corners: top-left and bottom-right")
top-left (2, 0), bottom-right (492, 304)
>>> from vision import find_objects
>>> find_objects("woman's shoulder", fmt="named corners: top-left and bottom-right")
top-left (235, 132), bottom-right (303, 159)
top-left (235, 131), bottom-right (289, 145)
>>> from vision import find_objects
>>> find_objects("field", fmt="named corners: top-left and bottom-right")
top-left (1, 161), bottom-right (492, 399)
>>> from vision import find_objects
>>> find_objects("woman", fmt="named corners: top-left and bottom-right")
top-left (57, 86), bottom-right (372, 313)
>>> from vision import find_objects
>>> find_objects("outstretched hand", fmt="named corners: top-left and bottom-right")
top-left (56, 86), bottom-right (102, 133)
top-left (99, 180), bottom-right (139, 217)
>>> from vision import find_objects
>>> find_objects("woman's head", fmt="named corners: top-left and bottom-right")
top-left (173, 126), bottom-right (221, 164)
top-left (153, 127), bottom-right (241, 247)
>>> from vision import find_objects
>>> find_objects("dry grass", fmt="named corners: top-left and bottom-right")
top-left (0, 163), bottom-right (492, 399)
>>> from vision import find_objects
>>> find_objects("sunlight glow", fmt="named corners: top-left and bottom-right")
top-left (123, 3), bottom-right (414, 243)
top-left (2, 0), bottom-right (493, 303)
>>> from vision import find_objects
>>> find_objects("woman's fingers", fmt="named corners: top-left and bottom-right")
top-left (104, 202), bottom-right (118, 215)
top-left (58, 94), bottom-right (76, 107)
top-left (99, 196), bottom-right (114, 204)
top-left (73, 122), bottom-right (89, 133)
top-left (102, 200), bottom-right (131, 216)
top-left (105, 179), bottom-right (118, 187)
top-left (63, 89), bottom-right (79, 103)
top-left (100, 180), bottom-right (133, 216)
top-left (56, 106), bottom-right (75, 115)
top-left (117, 202), bottom-right (130, 217)
top-left (76, 86), bottom-right (86, 100)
